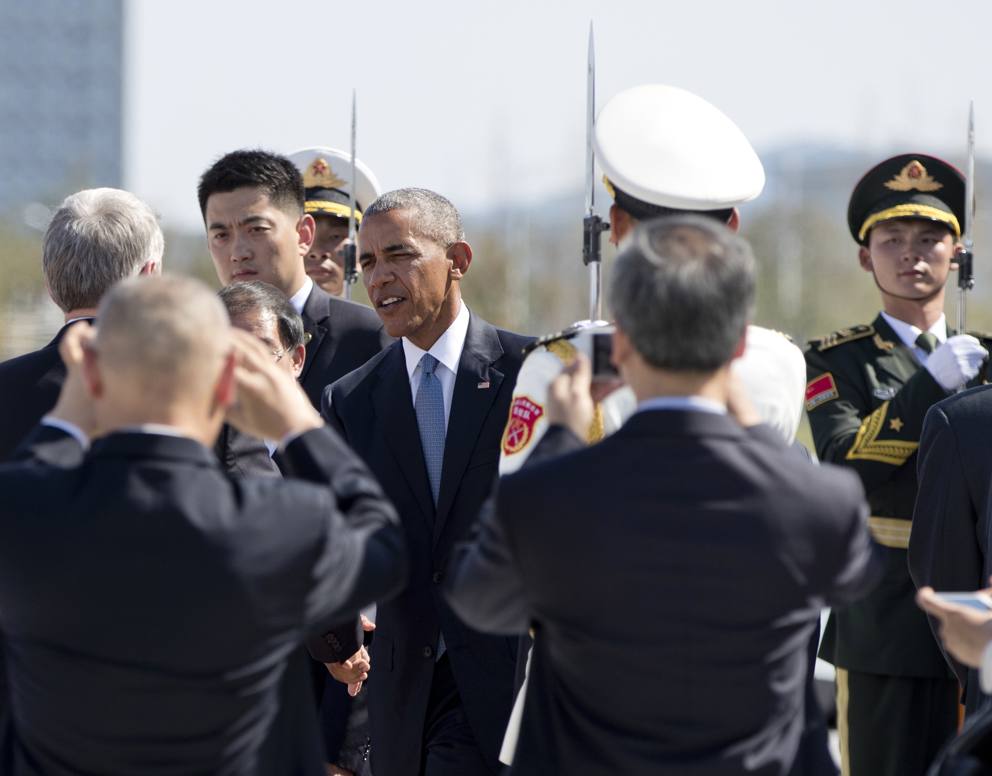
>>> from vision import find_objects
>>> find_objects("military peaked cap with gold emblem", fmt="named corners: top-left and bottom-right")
top-left (847, 153), bottom-right (965, 244)
top-left (287, 146), bottom-right (382, 224)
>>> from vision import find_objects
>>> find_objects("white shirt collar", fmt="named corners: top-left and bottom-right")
top-left (288, 276), bottom-right (314, 315)
top-left (402, 302), bottom-right (470, 381)
top-left (636, 396), bottom-right (727, 415)
top-left (880, 311), bottom-right (947, 351)
top-left (118, 424), bottom-right (193, 439)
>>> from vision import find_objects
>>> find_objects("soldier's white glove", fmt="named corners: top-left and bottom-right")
top-left (925, 335), bottom-right (988, 392)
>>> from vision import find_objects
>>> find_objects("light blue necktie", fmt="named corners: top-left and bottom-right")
top-left (415, 353), bottom-right (448, 661)
top-left (415, 353), bottom-right (445, 506)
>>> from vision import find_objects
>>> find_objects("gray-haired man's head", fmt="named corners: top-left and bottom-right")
top-left (362, 188), bottom-right (464, 248)
top-left (43, 188), bottom-right (164, 314)
top-left (609, 215), bottom-right (755, 372)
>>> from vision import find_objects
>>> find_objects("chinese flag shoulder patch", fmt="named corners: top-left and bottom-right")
top-left (805, 373), bottom-right (839, 411)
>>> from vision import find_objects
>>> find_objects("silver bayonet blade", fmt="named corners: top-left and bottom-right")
top-left (349, 89), bottom-right (358, 244)
top-left (585, 21), bottom-right (596, 214)
top-left (965, 100), bottom-right (975, 250)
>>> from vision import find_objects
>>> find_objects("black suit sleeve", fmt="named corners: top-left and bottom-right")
top-left (278, 425), bottom-right (407, 661)
top-left (808, 468), bottom-right (883, 606)
top-left (213, 424), bottom-right (280, 478)
top-left (908, 403), bottom-right (980, 687)
top-left (321, 385), bottom-right (346, 437)
top-left (445, 476), bottom-right (529, 635)
top-left (444, 426), bottom-right (582, 636)
top-left (11, 423), bottom-right (86, 468)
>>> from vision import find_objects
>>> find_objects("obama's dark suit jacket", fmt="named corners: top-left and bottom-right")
top-left (0, 423), bottom-right (407, 776)
top-left (322, 314), bottom-right (533, 776)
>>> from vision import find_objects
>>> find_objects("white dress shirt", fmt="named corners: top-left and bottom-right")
top-left (287, 276), bottom-right (314, 315)
top-left (401, 302), bottom-right (470, 434)
top-left (636, 396), bottom-right (727, 415)
top-left (40, 417), bottom-right (303, 456)
top-left (880, 311), bottom-right (947, 366)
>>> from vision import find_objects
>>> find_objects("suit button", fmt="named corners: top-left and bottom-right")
top-left (423, 645), bottom-right (434, 659)
top-left (432, 571), bottom-right (443, 584)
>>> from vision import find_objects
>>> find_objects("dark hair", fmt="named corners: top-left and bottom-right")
top-left (613, 185), bottom-right (733, 225)
top-left (609, 214), bottom-right (755, 372)
top-left (197, 150), bottom-right (305, 219)
top-left (217, 280), bottom-right (305, 350)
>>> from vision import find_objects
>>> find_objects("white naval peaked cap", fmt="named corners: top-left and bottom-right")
top-left (287, 146), bottom-right (382, 220)
top-left (594, 84), bottom-right (765, 211)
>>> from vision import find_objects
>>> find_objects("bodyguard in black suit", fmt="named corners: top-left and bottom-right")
top-left (321, 189), bottom-right (532, 776)
top-left (298, 281), bottom-right (391, 408)
top-left (0, 275), bottom-right (407, 776)
top-left (447, 216), bottom-right (880, 776)
top-left (198, 150), bottom-right (392, 772)
top-left (910, 383), bottom-right (992, 714)
top-left (197, 149), bottom-right (388, 410)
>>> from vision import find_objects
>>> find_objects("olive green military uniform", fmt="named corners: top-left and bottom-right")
top-left (805, 314), bottom-right (992, 776)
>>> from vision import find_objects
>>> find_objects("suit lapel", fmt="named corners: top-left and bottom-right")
top-left (434, 316), bottom-right (504, 543)
top-left (371, 344), bottom-right (436, 528)
top-left (300, 286), bottom-right (332, 385)
top-left (871, 314), bottom-right (924, 384)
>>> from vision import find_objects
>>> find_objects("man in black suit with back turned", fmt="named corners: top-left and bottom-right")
top-left (0, 187), bottom-right (164, 461)
top-left (321, 188), bottom-right (533, 776)
top-left (198, 149), bottom-right (390, 409)
top-left (446, 215), bottom-right (882, 776)
top-left (0, 274), bottom-right (407, 776)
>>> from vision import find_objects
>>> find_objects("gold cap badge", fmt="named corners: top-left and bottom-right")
top-left (884, 160), bottom-right (943, 193)
top-left (303, 157), bottom-right (347, 189)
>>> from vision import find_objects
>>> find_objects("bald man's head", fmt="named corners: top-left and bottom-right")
top-left (95, 275), bottom-right (231, 411)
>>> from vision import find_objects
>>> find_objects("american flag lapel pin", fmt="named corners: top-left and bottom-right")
top-left (477, 380), bottom-right (490, 389)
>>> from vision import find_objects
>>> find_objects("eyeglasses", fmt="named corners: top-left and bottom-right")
top-left (270, 348), bottom-right (287, 363)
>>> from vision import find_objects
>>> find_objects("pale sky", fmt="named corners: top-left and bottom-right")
top-left (125, 0), bottom-right (991, 231)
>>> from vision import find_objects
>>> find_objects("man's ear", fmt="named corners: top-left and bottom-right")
top-left (950, 239), bottom-right (965, 272)
top-left (297, 213), bottom-right (316, 255)
top-left (611, 326), bottom-right (632, 369)
top-left (732, 326), bottom-right (748, 360)
top-left (290, 344), bottom-right (306, 378)
top-left (726, 208), bottom-right (741, 233)
top-left (858, 245), bottom-right (873, 273)
top-left (447, 241), bottom-right (473, 280)
top-left (214, 350), bottom-right (237, 411)
top-left (609, 204), bottom-right (632, 246)
top-left (138, 260), bottom-right (160, 276)
top-left (80, 340), bottom-right (103, 399)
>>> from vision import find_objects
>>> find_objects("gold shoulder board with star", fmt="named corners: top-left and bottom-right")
top-left (809, 325), bottom-right (875, 352)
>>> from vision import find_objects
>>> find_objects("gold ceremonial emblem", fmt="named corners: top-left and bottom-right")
top-left (303, 157), bottom-right (347, 189)
top-left (888, 417), bottom-right (904, 432)
top-left (884, 160), bottom-right (943, 193)
top-left (873, 333), bottom-right (895, 352)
